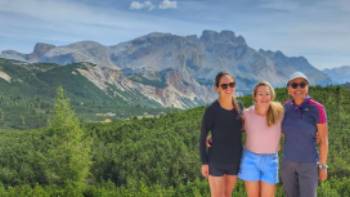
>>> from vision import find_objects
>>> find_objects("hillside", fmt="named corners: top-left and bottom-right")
top-left (0, 86), bottom-right (349, 196)
top-left (0, 58), bottom-right (168, 129)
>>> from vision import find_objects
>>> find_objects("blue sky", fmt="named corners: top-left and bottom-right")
top-left (0, 0), bottom-right (349, 69)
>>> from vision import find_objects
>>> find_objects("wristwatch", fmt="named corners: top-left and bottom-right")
top-left (317, 163), bottom-right (328, 170)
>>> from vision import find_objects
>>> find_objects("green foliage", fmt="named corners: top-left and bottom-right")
top-left (89, 108), bottom-right (202, 187)
top-left (0, 85), bottom-right (349, 196)
top-left (0, 58), bottom-right (169, 129)
top-left (45, 87), bottom-right (91, 191)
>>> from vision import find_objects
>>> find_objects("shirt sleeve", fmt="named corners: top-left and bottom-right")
top-left (199, 106), bottom-right (214, 164)
top-left (316, 104), bottom-right (328, 124)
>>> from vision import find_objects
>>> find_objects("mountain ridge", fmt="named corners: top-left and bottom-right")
top-left (323, 65), bottom-right (350, 84)
top-left (0, 30), bottom-right (331, 108)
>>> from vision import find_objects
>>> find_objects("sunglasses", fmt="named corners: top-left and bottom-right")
top-left (289, 82), bottom-right (308, 89)
top-left (220, 82), bottom-right (235, 90)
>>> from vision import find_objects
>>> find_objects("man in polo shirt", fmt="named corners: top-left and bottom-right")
top-left (281, 72), bottom-right (329, 197)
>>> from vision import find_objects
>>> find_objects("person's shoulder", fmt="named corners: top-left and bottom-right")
top-left (307, 98), bottom-right (327, 117)
top-left (209, 100), bottom-right (219, 108)
top-left (307, 98), bottom-right (327, 123)
top-left (205, 100), bottom-right (219, 113)
top-left (244, 105), bottom-right (254, 113)
top-left (243, 105), bottom-right (253, 117)
top-left (307, 98), bottom-right (325, 109)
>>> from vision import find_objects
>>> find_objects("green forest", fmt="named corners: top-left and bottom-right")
top-left (0, 85), bottom-right (349, 196)
top-left (0, 58), bottom-right (169, 129)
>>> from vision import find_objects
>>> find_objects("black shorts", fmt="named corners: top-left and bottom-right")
top-left (209, 164), bottom-right (239, 176)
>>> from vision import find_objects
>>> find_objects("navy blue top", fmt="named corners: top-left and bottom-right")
top-left (199, 100), bottom-right (243, 168)
top-left (282, 97), bottom-right (327, 163)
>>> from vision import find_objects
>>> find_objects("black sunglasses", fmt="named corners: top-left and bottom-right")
top-left (220, 82), bottom-right (235, 90)
top-left (289, 82), bottom-right (308, 89)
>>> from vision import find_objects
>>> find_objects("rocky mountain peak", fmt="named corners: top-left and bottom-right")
top-left (0, 30), bottom-right (333, 108)
top-left (131, 32), bottom-right (184, 46)
top-left (32, 43), bottom-right (56, 57)
top-left (323, 65), bottom-right (350, 84)
top-left (200, 30), bottom-right (220, 42)
top-left (0, 50), bottom-right (26, 61)
top-left (144, 32), bottom-right (173, 38)
top-left (67, 40), bottom-right (106, 49)
top-left (200, 30), bottom-right (246, 46)
top-left (1, 50), bottom-right (23, 56)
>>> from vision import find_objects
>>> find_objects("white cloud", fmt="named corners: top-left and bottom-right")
top-left (129, 0), bottom-right (177, 11)
top-left (159, 0), bottom-right (177, 10)
top-left (129, 1), bottom-right (155, 11)
top-left (0, 0), bottom-right (200, 53)
top-left (0, 0), bottom-right (349, 68)
top-left (0, 0), bottom-right (162, 30)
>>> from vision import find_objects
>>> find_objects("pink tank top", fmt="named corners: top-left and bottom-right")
top-left (244, 106), bottom-right (282, 154)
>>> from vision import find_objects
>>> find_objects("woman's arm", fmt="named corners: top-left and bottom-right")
top-left (199, 108), bottom-right (212, 164)
top-left (199, 107), bottom-right (213, 177)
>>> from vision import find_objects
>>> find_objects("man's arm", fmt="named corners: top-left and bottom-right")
top-left (317, 123), bottom-right (328, 181)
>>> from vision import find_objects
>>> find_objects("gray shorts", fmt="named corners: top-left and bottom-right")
top-left (281, 160), bottom-right (318, 197)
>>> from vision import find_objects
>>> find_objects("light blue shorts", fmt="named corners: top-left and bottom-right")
top-left (238, 149), bottom-right (279, 184)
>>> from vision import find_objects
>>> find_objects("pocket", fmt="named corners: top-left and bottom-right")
top-left (241, 151), bottom-right (255, 167)
top-left (271, 155), bottom-right (279, 171)
top-left (272, 154), bottom-right (279, 163)
top-left (241, 150), bottom-right (250, 163)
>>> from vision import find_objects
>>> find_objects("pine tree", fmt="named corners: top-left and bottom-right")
top-left (46, 86), bottom-right (91, 192)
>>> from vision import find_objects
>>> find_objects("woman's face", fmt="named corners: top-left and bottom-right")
top-left (254, 85), bottom-right (272, 107)
top-left (216, 75), bottom-right (235, 97)
top-left (287, 78), bottom-right (309, 101)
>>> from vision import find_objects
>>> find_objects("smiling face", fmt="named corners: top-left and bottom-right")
top-left (287, 77), bottom-right (309, 102)
top-left (254, 85), bottom-right (273, 108)
top-left (215, 74), bottom-right (235, 98)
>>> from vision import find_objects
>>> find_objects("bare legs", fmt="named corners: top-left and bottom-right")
top-left (245, 181), bottom-right (275, 197)
top-left (209, 175), bottom-right (237, 197)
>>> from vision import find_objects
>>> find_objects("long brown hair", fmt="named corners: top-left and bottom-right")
top-left (215, 71), bottom-right (241, 113)
top-left (253, 81), bottom-right (284, 127)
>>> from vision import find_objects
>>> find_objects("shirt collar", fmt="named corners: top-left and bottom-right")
top-left (292, 96), bottom-right (311, 110)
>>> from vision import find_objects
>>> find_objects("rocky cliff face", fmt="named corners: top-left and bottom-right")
top-left (0, 30), bottom-right (331, 108)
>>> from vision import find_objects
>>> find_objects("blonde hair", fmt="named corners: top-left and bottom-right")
top-left (253, 81), bottom-right (284, 127)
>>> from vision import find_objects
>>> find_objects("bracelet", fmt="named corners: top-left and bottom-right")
top-left (317, 163), bottom-right (328, 170)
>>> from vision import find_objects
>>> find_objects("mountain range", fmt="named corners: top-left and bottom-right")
top-left (0, 30), bottom-right (333, 110)
top-left (323, 66), bottom-right (350, 84)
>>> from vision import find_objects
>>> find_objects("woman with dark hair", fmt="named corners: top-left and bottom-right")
top-left (199, 71), bottom-right (243, 197)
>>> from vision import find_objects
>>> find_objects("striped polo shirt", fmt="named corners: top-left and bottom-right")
top-left (282, 97), bottom-right (327, 163)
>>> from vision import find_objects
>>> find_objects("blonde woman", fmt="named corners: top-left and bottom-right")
top-left (238, 81), bottom-right (284, 197)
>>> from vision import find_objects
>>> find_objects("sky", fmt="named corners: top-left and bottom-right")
top-left (0, 0), bottom-right (349, 69)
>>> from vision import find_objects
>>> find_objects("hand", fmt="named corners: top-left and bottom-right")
top-left (319, 168), bottom-right (328, 181)
top-left (201, 164), bottom-right (209, 178)
top-left (206, 137), bottom-right (213, 148)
